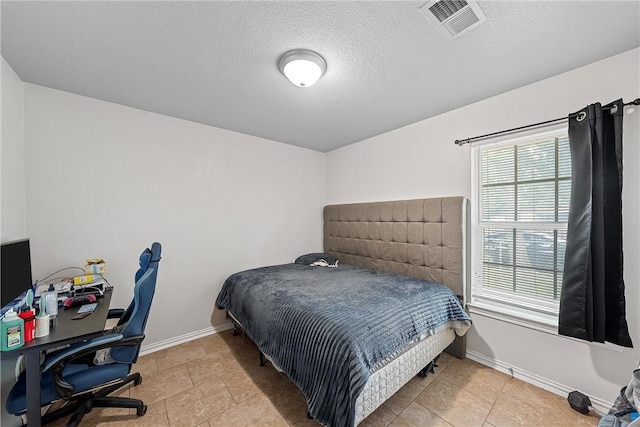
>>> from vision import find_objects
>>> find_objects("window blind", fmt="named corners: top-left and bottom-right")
top-left (472, 129), bottom-right (570, 318)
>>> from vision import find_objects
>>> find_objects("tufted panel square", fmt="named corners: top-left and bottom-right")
top-left (368, 204), bottom-right (380, 221)
top-left (338, 222), bottom-right (349, 238)
top-left (337, 238), bottom-right (348, 253)
top-left (425, 267), bottom-right (443, 284)
top-left (356, 222), bottom-right (369, 239)
top-left (407, 199), bottom-right (425, 222)
top-left (408, 244), bottom-right (423, 265)
top-left (442, 223), bottom-right (461, 247)
top-left (326, 236), bottom-right (337, 252)
top-left (339, 207), bottom-right (349, 221)
top-left (380, 202), bottom-right (393, 222)
top-left (393, 243), bottom-right (408, 263)
top-left (381, 223), bottom-right (393, 242)
top-left (407, 223), bottom-right (424, 244)
top-left (389, 261), bottom-right (408, 277)
top-left (406, 264), bottom-right (425, 280)
top-left (380, 242), bottom-right (394, 261)
top-left (369, 223), bottom-right (381, 240)
top-left (442, 247), bottom-right (462, 271)
top-left (393, 223), bottom-right (408, 243)
top-left (425, 246), bottom-right (442, 269)
top-left (348, 223), bottom-right (359, 239)
top-left (326, 222), bottom-right (339, 238)
top-left (392, 201), bottom-right (409, 222)
top-left (357, 240), bottom-right (369, 257)
top-left (442, 197), bottom-right (463, 223)
top-left (424, 223), bottom-right (442, 246)
top-left (424, 199), bottom-right (442, 222)
top-left (368, 240), bottom-right (381, 259)
top-left (357, 205), bottom-right (368, 221)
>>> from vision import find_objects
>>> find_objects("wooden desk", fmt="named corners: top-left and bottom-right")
top-left (1, 289), bottom-right (113, 427)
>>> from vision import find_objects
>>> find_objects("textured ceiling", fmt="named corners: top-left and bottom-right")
top-left (2, 1), bottom-right (639, 152)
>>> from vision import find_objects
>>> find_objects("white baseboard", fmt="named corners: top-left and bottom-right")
top-left (139, 321), bottom-right (234, 356)
top-left (466, 350), bottom-right (611, 414)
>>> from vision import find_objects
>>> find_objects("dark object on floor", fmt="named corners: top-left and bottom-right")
top-left (568, 390), bottom-right (593, 415)
top-left (418, 355), bottom-right (440, 378)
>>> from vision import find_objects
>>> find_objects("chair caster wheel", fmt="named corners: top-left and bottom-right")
top-left (137, 404), bottom-right (147, 416)
top-left (134, 376), bottom-right (143, 386)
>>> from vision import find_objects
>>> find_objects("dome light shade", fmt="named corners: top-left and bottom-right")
top-left (278, 50), bottom-right (327, 88)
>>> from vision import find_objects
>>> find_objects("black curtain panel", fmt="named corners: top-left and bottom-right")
top-left (558, 99), bottom-right (633, 348)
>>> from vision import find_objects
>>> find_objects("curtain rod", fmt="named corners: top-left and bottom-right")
top-left (454, 98), bottom-right (640, 146)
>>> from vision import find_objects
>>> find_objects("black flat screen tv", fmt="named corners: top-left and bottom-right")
top-left (1, 238), bottom-right (33, 308)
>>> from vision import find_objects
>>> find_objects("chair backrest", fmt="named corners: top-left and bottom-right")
top-left (111, 242), bottom-right (161, 363)
top-left (117, 245), bottom-right (157, 326)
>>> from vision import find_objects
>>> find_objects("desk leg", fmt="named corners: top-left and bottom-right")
top-left (25, 351), bottom-right (42, 427)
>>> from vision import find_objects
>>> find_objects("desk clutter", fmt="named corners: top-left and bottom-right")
top-left (0, 258), bottom-right (108, 352)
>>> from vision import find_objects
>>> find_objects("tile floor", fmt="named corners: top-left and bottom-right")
top-left (46, 330), bottom-right (601, 426)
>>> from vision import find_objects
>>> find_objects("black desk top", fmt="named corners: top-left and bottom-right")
top-left (1, 289), bottom-right (113, 359)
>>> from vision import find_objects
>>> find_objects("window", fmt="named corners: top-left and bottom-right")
top-left (471, 127), bottom-right (570, 325)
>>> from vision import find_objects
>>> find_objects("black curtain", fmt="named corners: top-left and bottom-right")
top-left (558, 99), bottom-right (633, 348)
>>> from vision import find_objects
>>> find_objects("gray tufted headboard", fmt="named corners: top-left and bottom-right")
top-left (323, 197), bottom-right (469, 303)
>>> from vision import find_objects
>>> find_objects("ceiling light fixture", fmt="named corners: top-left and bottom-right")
top-left (278, 49), bottom-right (327, 88)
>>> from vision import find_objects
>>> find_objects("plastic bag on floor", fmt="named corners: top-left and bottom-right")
top-left (598, 367), bottom-right (640, 427)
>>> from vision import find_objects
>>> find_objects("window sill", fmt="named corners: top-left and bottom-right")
top-left (467, 301), bottom-right (624, 353)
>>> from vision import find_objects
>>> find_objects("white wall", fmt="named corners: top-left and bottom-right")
top-left (22, 84), bottom-right (327, 345)
top-left (1, 57), bottom-right (26, 241)
top-left (327, 48), bottom-right (640, 405)
top-left (1, 57), bottom-right (27, 427)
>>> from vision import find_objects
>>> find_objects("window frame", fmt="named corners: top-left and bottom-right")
top-left (469, 124), bottom-right (570, 328)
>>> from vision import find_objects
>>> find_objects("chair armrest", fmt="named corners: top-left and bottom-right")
top-left (43, 334), bottom-right (123, 372)
top-left (48, 334), bottom-right (145, 399)
top-left (107, 308), bottom-right (125, 319)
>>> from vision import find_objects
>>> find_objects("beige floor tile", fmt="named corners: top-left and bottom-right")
top-left (165, 380), bottom-right (236, 427)
top-left (214, 352), bottom-right (251, 376)
top-left (212, 393), bottom-right (289, 426)
top-left (94, 400), bottom-right (169, 426)
top-left (384, 378), bottom-right (427, 415)
top-left (359, 403), bottom-right (397, 427)
top-left (190, 333), bottom-right (235, 356)
top-left (415, 375), bottom-right (493, 426)
top-left (133, 353), bottom-right (159, 375)
top-left (130, 363), bottom-right (194, 405)
top-left (486, 392), bottom-right (547, 426)
top-left (290, 416), bottom-right (323, 427)
top-left (186, 352), bottom-right (228, 387)
top-left (220, 367), bottom-right (264, 404)
top-left (388, 401), bottom-right (453, 427)
top-left (268, 381), bottom-right (310, 424)
top-left (154, 341), bottom-right (208, 371)
top-left (502, 378), bottom-right (581, 426)
top-left (411, 353), bottom-right (456, 388)
top-left (576, 413), bottom-right (600, 427)
top-left (437, 358), bottom-right (509, 404)
top-left (243, 362), bottom-right (292, 392)
top-left (43, 406), bottom-right (130, 427)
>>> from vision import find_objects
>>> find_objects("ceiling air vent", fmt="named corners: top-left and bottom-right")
top-left (420, 0), bottom-right (487, 39)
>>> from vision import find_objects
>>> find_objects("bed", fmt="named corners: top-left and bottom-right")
top-left (215, 197), bottom-right (471, 426)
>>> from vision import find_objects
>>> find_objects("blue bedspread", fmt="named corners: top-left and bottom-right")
top-left (215, 263), bottom-right (470, 427)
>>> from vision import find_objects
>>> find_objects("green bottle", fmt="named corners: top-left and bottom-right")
top-left (1, 310), bottom-right (24, 351)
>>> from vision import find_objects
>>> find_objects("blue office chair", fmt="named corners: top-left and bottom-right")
top-left (5, 242), bottom-right (162, 427)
